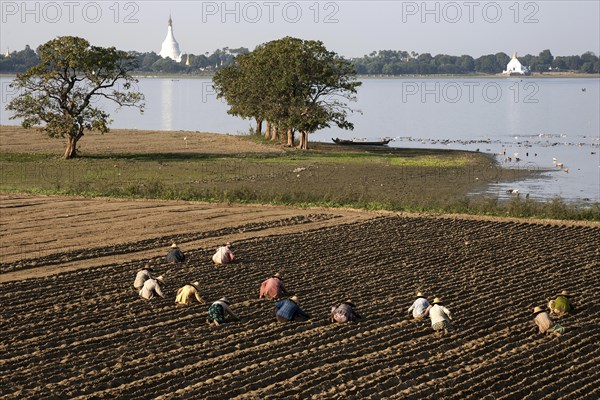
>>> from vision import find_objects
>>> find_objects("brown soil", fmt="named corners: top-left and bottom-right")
top-left (0, 125), bottom-right (284, 155)
top-left (1, 194), bottom-right (599, 399)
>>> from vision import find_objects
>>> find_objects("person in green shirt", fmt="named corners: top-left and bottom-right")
top-left (548, 290), bottom-right (574, 316)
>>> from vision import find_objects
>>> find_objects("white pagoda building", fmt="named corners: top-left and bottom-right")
top-left (159, 15), bottom-right (182, 62)
top-left (503, 52), bottom-right (530, 75)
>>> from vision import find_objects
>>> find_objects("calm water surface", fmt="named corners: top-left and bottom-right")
top-left (2, 76), bottom-right (598, 203)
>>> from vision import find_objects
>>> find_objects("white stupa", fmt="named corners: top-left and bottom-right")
top-left (503, 52), bottom-right (530, 75)
top-left (159, 15), bottom-right (182, 62)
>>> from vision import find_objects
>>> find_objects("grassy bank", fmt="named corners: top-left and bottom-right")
top-left (1, 144), bottom-right (598, 220)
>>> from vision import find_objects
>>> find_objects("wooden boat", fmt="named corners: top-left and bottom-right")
top-left (332, 138), bottom-right (391, 146)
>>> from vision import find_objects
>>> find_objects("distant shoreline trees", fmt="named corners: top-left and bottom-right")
top-left (1, 46), bottom-right (598, 75)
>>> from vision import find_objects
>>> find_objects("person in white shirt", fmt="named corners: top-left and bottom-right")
top-left (139, 276), bottom-right (165, 300)
top-left (425, 297), bottom-right (454, 335)
top-left (212, 242), bottom-right (235, 265)
top-left (133, 265), bottom-right (154, 290)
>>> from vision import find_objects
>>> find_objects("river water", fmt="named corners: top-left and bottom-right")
top-left (1, 76), bottom-right (598, 204)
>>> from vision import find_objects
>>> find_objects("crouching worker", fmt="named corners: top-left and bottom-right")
top-left (139, 276), bottom-right (165, 300)
top-left (212, 242), bottom-right (235, 265)
top-left (533, 306), bottom-right (564, 337)
top-left (134, 265), bottom-right (154, 290)
top-left (166, 243), bottom-right (186, 264)
top-left (407, 292), bottom-right (430, 320)
top-left (426, 297), bottom-right (454, 336)
top-left (206, 297), bottom-right (240, 326)
top-left (548, 290), bottom-right (575, 316)
top-left (259, 273), bottom-right (288, 300)
top-left (275, 296), bottom-right (311, 322)
top-left (331, 300), bottom-right (362, 323)
top-left (175, 281), bottom-right (205, 305)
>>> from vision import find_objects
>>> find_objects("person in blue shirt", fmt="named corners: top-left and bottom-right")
top-left (275, 296), bottom-right (311, 322)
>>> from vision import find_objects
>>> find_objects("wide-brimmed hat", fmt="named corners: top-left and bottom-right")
top-left (344, 299), bottom-right (355, 307)
top-left (290, 295), bottom-right (299, 303)
top-left (533, 306), bottom-right (543, 314)
top-left (273, 273), bottom-right (282, 278)
top-left (432, 297), bottom-right (442, 304)
top-left (191, 281), bottom-right (200, 288)
top-left (558, 290), bottom-right (571, 297)
top-left (225, 242), bottom-right (232, 248)
top-left (171, 243), bottom-right (178, 248)
top-left (144, 264), bottom-right (153, 271)
top-left (156, 275), bottom-right (165, 282)
top-left (416, 292), bottom-right (424, 298)
top-left (219, 297), bottom-right (230, 305)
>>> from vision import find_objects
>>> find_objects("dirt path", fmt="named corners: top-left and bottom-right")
top-left (0, 194), bottom-right (376, 281)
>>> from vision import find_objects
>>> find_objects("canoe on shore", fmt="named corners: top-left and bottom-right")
top-left (332, 138), bottom-right (391, 146)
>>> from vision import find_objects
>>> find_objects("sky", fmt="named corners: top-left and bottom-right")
top-left (1, 1), bottom-right (599, 59)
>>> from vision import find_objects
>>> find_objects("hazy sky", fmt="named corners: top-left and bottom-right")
top-left (1, 1), bottom-right (599, 58)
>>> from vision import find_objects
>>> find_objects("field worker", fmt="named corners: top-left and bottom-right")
top-left (133, 265), bottom-right (154, 290)
top-left (407, 292), bottom-right (430, 320)
top-left (533, 306), bottom-right (564, 336)
top-left (330, 300), bottom-right (362, 323)
top-left (166, 243), bottom-right (186, 263)
top-left (212, 242), bottom-right (235, 265)
top-left (139, 276), bottom-right (165, 300)
top-left (259, 273), bottom-right (289, 299)
top-left (548, 290), bottom-right (575, 316)
top-left (275, 296), bottom-right (311, 322)
top-left (206, 297), bottom-right (240, 326)
top-left (426, 297), bottom-right (454, 335)
top-left (175, 281), bottom-right (205, 305)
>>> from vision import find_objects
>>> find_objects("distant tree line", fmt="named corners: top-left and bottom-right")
top-left (1, 45), bottom-right (598, 75)
top-left (352, 49), bottom-right (599, 75)
top-left (0, 46), bottom-right (250, 74)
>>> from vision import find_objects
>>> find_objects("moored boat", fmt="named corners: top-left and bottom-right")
top-left (332, 138), bottom-right (391, 146)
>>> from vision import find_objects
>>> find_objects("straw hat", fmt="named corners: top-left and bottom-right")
top-left (344, 299), bottom-right (355, 307)
top-left (290, 295), bottom-right (299, 303)
top-left (144, 264), bottom-right (153, 271)
top-left (533, 306), bottom-right (543, 314)
top-left (171, 243), bottom-right (178, 248)
top-left (558, 290), bottom-right (571, 297)
top-left (191, 281), bottom-right (200, 288)
top-left (416, 292), bottom-right (424, 297)
top-left (273, 273), bottom-right (282, 278)
top-left (156, 275), bottom-right (165, 282)
top-left (432, 297), bottom-right (442, 304)
top-left (219, 297), bottom-right (230, 305)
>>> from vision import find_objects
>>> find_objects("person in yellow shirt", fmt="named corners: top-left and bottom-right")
top-left (175, 281), bottom-right (205, 305)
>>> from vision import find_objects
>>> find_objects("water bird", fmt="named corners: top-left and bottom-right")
top-left (507, 189), bottom-right (520, 195)
top-left (556, 163), bottom-right (564, 169)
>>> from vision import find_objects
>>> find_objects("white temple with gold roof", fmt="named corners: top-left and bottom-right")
top-left (159, 15), bottom-right (182, 62)
top-left (503, 52), bottom-right (530, 75)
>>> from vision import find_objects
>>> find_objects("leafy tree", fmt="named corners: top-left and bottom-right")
top-left (6, 36), bottom-right (144, 159)
top-left (214, 37), bottom-right (361, 149)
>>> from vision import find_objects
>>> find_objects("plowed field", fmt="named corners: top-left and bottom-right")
top-left (1, 195), bottom-right (599, 399)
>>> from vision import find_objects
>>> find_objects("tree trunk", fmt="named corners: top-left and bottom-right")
top-left (63, 136), bottom-right (78, 159)
top-left (300, 131), bottom-right (309, 150)
top-left (270, 123), bottom-right (278, 141)
top-left (256, 119), bottom-right (263, 136)
top-left (265, 120), bottom-right (271, 139)
top-left (286, 129), bottom-right (294, 147)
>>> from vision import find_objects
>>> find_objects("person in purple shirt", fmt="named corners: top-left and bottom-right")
top-left (407, 292), bottom-right (430, 320)
top-left (275, 296), bottom-right (311, 322)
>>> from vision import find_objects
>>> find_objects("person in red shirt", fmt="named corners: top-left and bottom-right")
top-left (259, 273), bottom-right (289, 299)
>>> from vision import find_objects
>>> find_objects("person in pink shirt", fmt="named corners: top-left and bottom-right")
top-left (259, 273), bottom-right (289, 300)
top-left (212, 242), bottom-right (235, 265)
top-left (533, 306), bottom-right (564, 336)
